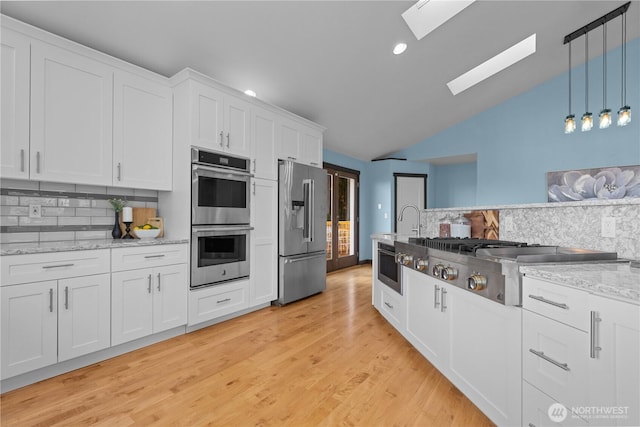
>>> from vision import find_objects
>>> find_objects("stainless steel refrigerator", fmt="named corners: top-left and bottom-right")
top-left (277, 160), bottom-right (327, 305)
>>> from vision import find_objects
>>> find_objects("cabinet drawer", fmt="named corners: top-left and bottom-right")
top-left (379, 285), bottom-right (405, 332)
top-left (188, 279), bottom-right (249, 326)
top-left (523, 276), bottom-right (589, 331)
top-left (1, 249), bottom-right (110, 286)
top-left (523, 380), bottom-right (588, 427)
top-left (111, 244), bottom-right (188, 272)
top-left (523, 310), bottom-right (589, 409)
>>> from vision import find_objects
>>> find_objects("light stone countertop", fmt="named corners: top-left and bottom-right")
top-left (0, 238), bottom-right (189, 256)
top-left (520, 263), bottom-right (640, 305)
top-left (370, 233), bottom-right (415, 245)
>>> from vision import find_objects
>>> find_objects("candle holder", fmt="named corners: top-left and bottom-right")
top-left (122, 221), bottom-right (135, 239)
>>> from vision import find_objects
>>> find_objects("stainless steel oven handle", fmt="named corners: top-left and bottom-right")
top-left (192, 225), bottom-right (254, 233)
top-left (377, 248), bottom-right (396, 257)
top-left (192, 163), bottom-right (253, 177)
top-left (284, 253), bottom-right (326, 263)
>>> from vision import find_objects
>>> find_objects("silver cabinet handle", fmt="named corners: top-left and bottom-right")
top-left (20, 149), bottom-right (25, 172)
top-left (157, 273), bottom-right (161, 291)
top-left (117, 162), bottom-right (122, 181)
top-left (310, 162), bottom-right (319, 166)
top-left (42, 263), bottom-right (74, 269)
top-left (590, 311), bottom-right (602, 359)
top-left (226, 132), bottom-right (230, 148)
top-left (384, 301), bottom-right (394, 309)
top-left (219, 131), bottom-right (224, 147)
top-left (36, 151), bottom-right (41, 174)
top-left (441, 289), bottom-right (447, 312)
top-left (217, 298), bottom-right (231, 304)
top-left (529, 348), bottom-right (570, 371)
top-left (144, 254), bottom-right (165, 259)
top-left (148, 274), bottom-right (152, 294)
top-left (252, 181), bottom-right (256, 195)
top-left (434, 285), bottom-right (441, 309)
top-left (252, 159), bottom-right (256, 173)
top-left (287, 156), bottom-right (296, 161)
top-left (528, 294), bottom-right (569, 310)
top-left (49, 288), bottom-right (54, 312)
top-left (64, 286), bottom-right (69, 310)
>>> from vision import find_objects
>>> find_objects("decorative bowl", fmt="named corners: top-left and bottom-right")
top-left (134, 228), bottom-right (160, 240)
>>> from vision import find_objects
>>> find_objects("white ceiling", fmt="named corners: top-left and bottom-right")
top-left (2, 1), bottom-right (638, 161)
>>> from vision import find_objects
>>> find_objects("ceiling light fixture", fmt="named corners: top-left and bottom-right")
top-left (599, 22), bottom-right (611, 129)
top-left (618, 9), bottom-right (631, 126)
top-left (402, 0), bottom-right (476, 41)
top-left (581, 32), bottom-right (593, 132)
top-left (562, 2), bottom-right (631, 134)
top-left (446, 34), bottom-right (536, 96)
top-left (565, 40), bottom-right (576, 134)
top-left (244, 89), bottom-right (257, 97)
top-left (393, 43), bottom-right (407, 55)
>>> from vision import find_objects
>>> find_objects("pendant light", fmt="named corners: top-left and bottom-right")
top-left (581, 32), bottom-right (593, 132)
top-left (599, 22), bottom-right (611, 128)
top-left (565, 40), bottom-right (576, 133)
top-left (617, 10), bottom-right (631, 126)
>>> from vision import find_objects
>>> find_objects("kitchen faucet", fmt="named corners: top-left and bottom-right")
top-left (398, 204), bottom-right (422, 237)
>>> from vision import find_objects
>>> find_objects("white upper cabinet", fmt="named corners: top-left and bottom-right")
top-left (1, 27), bottom-right (30, 180)
top-left (113, 71), bottom-right (173, 190)
top-left (276, 117), bottom-right (324, 167)
top-left (30, 41), bottom-right (113, 185)
top-left (189, 80), bottom-right (251, 157)
top-left (251, 106), bottom-right (278, 180)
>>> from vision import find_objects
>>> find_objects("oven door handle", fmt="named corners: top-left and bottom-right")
top-left (192, 225), bottom-right (254, 233)
top-left (378, 248), bottom-right (396, 258)
top-left (192, 163), bottom-right (253, 177)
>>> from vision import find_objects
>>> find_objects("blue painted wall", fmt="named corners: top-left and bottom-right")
top-left (323, 37), bottom-right (640, 261)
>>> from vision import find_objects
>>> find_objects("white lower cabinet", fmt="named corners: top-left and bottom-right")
top-left (378, 276), bottom-right (406, 333)
top-left (523, 380), bottom-right (589, 427)
top-left (111, 264), bottom-right (187, 346)
top-left (1, 273), bottom-right (110, 379)
top-left (523, 275), bottom-right (640, 427)
top-left (188, 279), bottom-right (249, 326)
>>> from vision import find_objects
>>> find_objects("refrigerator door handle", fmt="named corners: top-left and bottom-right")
top-left (303, 179), bottom-right (312, 242)
top-left (309, 179), bottom-right (315, 242)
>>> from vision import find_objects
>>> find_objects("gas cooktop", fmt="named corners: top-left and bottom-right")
top-left (408, 237), bottom-right (531, 255)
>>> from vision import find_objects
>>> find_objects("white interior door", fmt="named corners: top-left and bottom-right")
top-left (395, 175), bottom-right (426, 235)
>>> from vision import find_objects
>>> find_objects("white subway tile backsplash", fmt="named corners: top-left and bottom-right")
top-left (42, 207), bottom-right (75, 217)
top-left (58, 216), bottom-right (90, 226)
top-left (75, 208), bottom-right (107, 217)
top-left (90, 216), bottom-right (113, 226)
top-left (0, 232), bottom-right (39, 243)
top-left (91, 199), bottom-right (112, 209)
top-left (19, 197), bottom-right (57, 207)
top-left (0, 196), bottom-right (19, 205)
top-left (75, 230), bottom-right (109, 240)
top-left (19, 217), bottom-right (57, 226)
top-left (1, 216), bottom-right (19, 227)
top-left (40, 231), bottom-right (76, 242)
top-left (61, 199), bottom-right (91, 208)
top-left (1, 206), bottom-right (29, 216)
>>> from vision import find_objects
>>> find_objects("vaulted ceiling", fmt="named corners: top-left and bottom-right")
top-left (2, 1), bottom-right (638, 161)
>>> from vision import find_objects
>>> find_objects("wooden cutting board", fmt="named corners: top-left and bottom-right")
top-left (464, 210), bottom-right (500, 240)
top-left (118, 207), bottom-right (157, 238)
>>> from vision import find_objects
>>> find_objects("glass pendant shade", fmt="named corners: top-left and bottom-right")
top-left (581, 112), bottom-right (593, 132)
top-left (617, 105), bottom-right (631, 126)
top-left (599, 109), bottom-right (612, 129)
top-left (565, 114), bottom-right (576, 133)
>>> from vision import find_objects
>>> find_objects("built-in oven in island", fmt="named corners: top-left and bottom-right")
top-left (191, 225), bottom-right (252, 288)
top-left (191, 147), bottom-right (251, 225)
top-left (377, 242), bottom-right (401, 294)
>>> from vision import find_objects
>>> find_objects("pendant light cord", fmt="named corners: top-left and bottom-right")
top-left (603, 22), bottom-right (607, 108)
top-left (568, 41), bottom-right (572, 114)
top-left (585, 32), bottom-right (589, 112)
top-left (622, 11), bottom-right (627, 106)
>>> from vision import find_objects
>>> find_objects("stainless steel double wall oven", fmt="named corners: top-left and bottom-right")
top-left (191, 147), bottom-right (252, 288)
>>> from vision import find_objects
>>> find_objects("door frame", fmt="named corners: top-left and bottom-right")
top-left (393, 173), bottom-right (427, 233)
top-left (324, 162), bottom-right (360, 272)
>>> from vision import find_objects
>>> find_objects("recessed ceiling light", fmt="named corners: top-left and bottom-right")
top-left (402, 0), bottom-right (476, 41)
top-left (447, 34), bottom-right (537, 96)
top-left (244, 89), bottom-right (257, 97)
top-left (393, 43), bottom-right (407, 55)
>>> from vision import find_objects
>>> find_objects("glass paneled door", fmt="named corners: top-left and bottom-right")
top-left (325, 165), bottom-right (359, 272)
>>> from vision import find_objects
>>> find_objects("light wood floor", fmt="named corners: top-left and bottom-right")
top-left (1, 265), bottom-right (494, 426)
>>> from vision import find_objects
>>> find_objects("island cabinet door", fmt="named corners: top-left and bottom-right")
top-left (588, 295), bottom-right (640, 427)
top-left (404, 268), bottom-right (448, 371)
top-left (1, 281), bottom-right (58, 379)
top-left (446, 284), bottom-right (522, 427)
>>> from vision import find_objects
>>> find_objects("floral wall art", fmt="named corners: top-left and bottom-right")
top-left (547, 165), bottom-right (640, 202)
